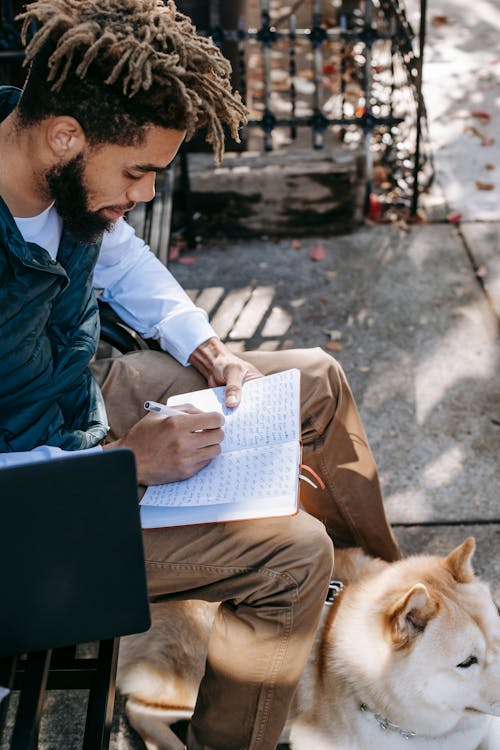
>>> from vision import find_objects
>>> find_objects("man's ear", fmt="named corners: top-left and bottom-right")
top-left (45, 116), bottom-right (86, 159)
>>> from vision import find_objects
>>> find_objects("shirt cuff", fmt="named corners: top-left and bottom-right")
top-left (154, 312), bottom-right (219, 366)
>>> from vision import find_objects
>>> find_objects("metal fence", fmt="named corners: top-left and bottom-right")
top-left (185, 0), bottom-right (433, 214)
top-left (0, 0), bottom-right (433, 244)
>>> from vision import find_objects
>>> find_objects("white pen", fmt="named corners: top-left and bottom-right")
top-left (144, 400), bottom-right (187, 417)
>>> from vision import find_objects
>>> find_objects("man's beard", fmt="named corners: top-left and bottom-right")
top-left (45, 154), bottom-right (115, 244)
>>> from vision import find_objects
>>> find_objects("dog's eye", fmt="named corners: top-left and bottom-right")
top-left (457, 655), bottom-right (478, 669)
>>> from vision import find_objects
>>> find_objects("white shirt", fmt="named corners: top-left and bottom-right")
top-left (0, 207), bottom-right (218, 467)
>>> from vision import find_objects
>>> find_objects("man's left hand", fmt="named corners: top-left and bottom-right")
top-left (189, 337), bottom-right (262, 408)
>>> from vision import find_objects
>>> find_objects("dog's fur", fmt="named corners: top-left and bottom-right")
top-left (117, 538), bottom-right (500, 749)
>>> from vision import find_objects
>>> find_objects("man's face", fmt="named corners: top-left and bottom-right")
top-left (46, 126), bottom-right (186, 243)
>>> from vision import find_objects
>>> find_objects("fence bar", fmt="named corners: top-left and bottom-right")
top-left (410, 0), bottom-right (427, 215)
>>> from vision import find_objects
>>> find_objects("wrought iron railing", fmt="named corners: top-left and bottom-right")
top-left (0, 0), bottom-right (433, 239)
top-left (188, 0), bottom-right (433, 213)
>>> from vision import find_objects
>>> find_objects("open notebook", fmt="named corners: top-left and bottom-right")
top-left (140, 368), bottom-right (301, 528)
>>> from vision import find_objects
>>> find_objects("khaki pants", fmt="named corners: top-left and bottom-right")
top-left (91, 347), bottom-right (399, 750)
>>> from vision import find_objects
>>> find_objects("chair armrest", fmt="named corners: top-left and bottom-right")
top-left (98, 300), bottom-right (156, 354)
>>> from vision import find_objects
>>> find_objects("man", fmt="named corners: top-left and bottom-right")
top-left (0, 1), bottom-right (399, 748)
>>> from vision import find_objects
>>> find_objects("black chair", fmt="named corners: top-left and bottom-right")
top-left (0, 449), bottom-right (151, 750)
top-left (98, 299), bottom-right (151, 353)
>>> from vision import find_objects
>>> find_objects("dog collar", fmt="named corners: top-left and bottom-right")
top-left (325, 579), bottom-right (344, 606)
top-left (359, 702), bottom-right (417, 740)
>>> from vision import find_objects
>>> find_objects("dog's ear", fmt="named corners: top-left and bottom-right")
top-left (444, 537), bottom-right (476, 583)
top-left (388, 583), bottom-right (437, 648)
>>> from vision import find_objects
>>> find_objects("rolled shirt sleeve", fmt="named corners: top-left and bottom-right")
top-left (93, 219), bottom-right (218, 365)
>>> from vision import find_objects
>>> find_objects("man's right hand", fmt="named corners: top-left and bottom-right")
top-left (104, 406), bottom-right (225, 486)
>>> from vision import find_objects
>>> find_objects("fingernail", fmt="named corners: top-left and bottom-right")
top-left (227, 394), bottom-right (238, 406)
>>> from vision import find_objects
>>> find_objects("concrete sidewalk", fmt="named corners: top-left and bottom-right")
top-left (170, 222), bottom-right (500, 588)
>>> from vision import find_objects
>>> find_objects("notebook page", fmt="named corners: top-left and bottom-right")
top-left (142, 441), bottom-right (300, 508)
top-left (167, 368), bottom-right (300, 453)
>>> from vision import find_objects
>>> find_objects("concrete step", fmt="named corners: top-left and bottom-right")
top-left (182, 148), bottom-right (366, 239)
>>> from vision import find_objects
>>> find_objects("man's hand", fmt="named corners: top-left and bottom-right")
top-left (189, 338), bottom-right (262, 407)
top-left (104, 407), bottom-right (224, 486)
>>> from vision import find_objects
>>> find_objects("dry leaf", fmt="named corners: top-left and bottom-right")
top-left (326, 341), bottom-right (343, 352)
top-left (291, 239), bottom-right (302, 249)
top-left (465, 125), bottom-right (494, 146)
top-left (485, 164), bottom-right (495, 170)
top-left (169, 244), bottom-right (181, 261)
top-left (472, 109), bottom-right (491, 122)
top-left (309, 242), bottom-right (326, 261)
top-left (475, 181), bottom-right (495, 190)
top-left (367, 193), bottom-right (383, 221)
top-left (372, 166), bottom-right (389, 186)
top-left (431, 14), bottom-right (449, 25)
top-left (447, 211), bottom-right (462, 224)
top-left (177, 255), bottom-right (198, 265)
top-left (476, 265), bottom-right (487, 278)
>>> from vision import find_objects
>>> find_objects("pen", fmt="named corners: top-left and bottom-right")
top-left (144, 400), bottom-right (187, 417)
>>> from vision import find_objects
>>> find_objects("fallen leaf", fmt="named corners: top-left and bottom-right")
top-left (177, 255), bottom-right (198, 265)
top-left (168, 244), bottom-right (181, 261)
top-left (471, 109), bottom-right (491, 122)
top-left (475, 181), bottom-right (495, 190)
top-left (291, 239), bottom-right (302, 249)
top-left (491, 417), bottom-right (500, 426)
top-left (431, 14), bottom-right (449, 25)
top-left (465, 125), bottom-right (494, 146)
top-left (485, 164), bottom-right (496, 170)
top-left (372, 166), bottom-right (389, 186)
top-left (476, 265), bottom-right (487, 278)
top-left (367, 193), bottom-right (383, 221)
top-left (309, 242), bottom-right (326, 261)
top-left (407, 212), bottom-right (427, 224)
top-left (326, 341), bottom-right (343, 352)
top-left (447, 211), bottom-right (462, 224)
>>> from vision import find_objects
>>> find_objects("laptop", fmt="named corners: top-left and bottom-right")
top-left (0, 448), bottom-right (150, 657)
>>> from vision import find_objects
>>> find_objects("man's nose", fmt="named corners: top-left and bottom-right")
top-left (127, 173), bottom-right (156, 204)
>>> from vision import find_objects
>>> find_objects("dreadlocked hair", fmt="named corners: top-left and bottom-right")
top-left (16, 0), bottom-right (247, 161)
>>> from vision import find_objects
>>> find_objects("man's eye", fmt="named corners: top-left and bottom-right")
top-left (125, 172), bottom-right (142, 180)
top-left (457, 655), bottom-right (478, 669)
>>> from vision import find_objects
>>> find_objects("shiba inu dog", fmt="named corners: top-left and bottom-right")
top-left (117, 538), bottom-right (500, 749)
